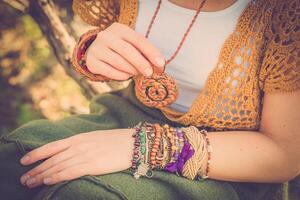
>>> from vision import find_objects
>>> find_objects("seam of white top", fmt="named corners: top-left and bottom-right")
top-left (162, 0), bottom-right (249, 18)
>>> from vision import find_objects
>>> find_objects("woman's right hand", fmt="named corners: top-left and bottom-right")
top-left (85, 22), bottom-right (166, 81)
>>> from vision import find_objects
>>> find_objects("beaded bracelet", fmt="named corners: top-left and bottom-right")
top-left (199, 129), bottom-right (213, 179)
top-left (155, 125), bottom-right (164, 169)
top-left (71, 28), bottom-right (111, 82)
top-left (149, 124), bottom-right (161, 167)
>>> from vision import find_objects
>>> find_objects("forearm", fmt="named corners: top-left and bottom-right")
top-left (126, 123), bottom-right (299, 183)
top-left (207, 131), bottom-right (298, 183)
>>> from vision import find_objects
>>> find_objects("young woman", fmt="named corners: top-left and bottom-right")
top-left (0, 0), bottom-right (299, 199)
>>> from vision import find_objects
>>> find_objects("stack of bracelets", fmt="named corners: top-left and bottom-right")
top-left (131, 122), bottom-right (213, 180)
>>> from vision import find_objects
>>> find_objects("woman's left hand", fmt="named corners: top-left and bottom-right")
top-left (19, 129), bottom-right (135, 188)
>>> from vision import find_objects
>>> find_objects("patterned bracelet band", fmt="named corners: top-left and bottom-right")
top-left (71, 28), bottom-right (111, 82)
top-left (161, 129), bottom-right (171, 168)
top-left (131, 123), bottom-right (212, 181)
top-left (131, 123), bottom-right (142, 170)
top-left (132, 123), bottom-right (153, 179)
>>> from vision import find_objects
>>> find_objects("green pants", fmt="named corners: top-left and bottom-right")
top-left (0, 84), bottom-right (282, 200)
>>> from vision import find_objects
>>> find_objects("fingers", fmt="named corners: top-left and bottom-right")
top-left (85, 23), bottom-right (166, 79)
top-left (24, 162), bottom-right (90, 187)
top-left (21, 147), bottom-right (75, 182)
top-left (99, 32), bottom-right (154, 77)
top-left (90, 45), bottom-right (138, 75)
top-left (86, 54), bottom-right (131, 80)
top-left (24, 157), bottom-right (86, 188)
top-left (20, 139), bottom-right (71, 166)
top-left (45, 163), bottom-right (90, 185)
top-left (111, 23), bottom-right (166, 69)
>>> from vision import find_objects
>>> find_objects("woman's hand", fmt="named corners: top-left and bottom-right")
top-left (19, 129), bottom-right (135, 188)
top-left (86, 22), bottom-right (165, 80)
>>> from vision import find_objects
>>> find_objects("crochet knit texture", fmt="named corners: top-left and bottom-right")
top-left (72, 0), bottom-right (300, 131)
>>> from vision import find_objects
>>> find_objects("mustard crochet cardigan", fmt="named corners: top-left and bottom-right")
top-left (72, 0), bottom-right (300, 131)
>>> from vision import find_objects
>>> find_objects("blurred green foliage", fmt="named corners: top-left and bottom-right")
top-left (17, 103), bottom-right (43, 125)
top-left (22, 15), bottom-right (54, 82)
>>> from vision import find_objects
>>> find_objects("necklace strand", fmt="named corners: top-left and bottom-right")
top-left (145, 0), bottom-right (207, 65)
top-left (134, 0), bottom-right (207, 109)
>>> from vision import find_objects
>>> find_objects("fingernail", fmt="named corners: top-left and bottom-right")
top-left (26, 177), bottom-right (36, 185)
top-left (20, 155), bottom-right (30, 165)
top-left (144, 67), bottom-right (153, 77)
top-left (43, 177), bottom-right (52, 184)
top-left (20, 174), bottom-right (30, 185)
top-left (155, 57), bottom-right (165, 68)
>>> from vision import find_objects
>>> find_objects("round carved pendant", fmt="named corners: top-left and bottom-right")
top-left (134, 73), bottom-right (178, 109)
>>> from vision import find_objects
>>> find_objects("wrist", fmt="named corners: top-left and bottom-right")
top-left (72, 28), bottom-right (111, 82)
top-left (123, 129), bottom-right (136, 169)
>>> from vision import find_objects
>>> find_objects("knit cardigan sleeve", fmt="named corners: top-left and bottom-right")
top-left (259, 0), bottom-right (300, 94)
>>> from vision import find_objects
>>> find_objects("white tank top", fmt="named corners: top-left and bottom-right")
top-left (134, 0), bottom-right (249, 113)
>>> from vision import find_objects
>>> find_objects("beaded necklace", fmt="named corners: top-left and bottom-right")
top-left (135, 0), bottom-right (207, 109)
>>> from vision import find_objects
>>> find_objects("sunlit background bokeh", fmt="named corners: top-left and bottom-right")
top-left (0, 2), bottom-right (89, 135)
top-left (0, 1), bottom-right (298, 199)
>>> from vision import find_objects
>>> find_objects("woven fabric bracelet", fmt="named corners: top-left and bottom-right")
top-left (181, 126), bottom-right (211, 180)
top-left (71, 28), bottom-right (111, 82)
